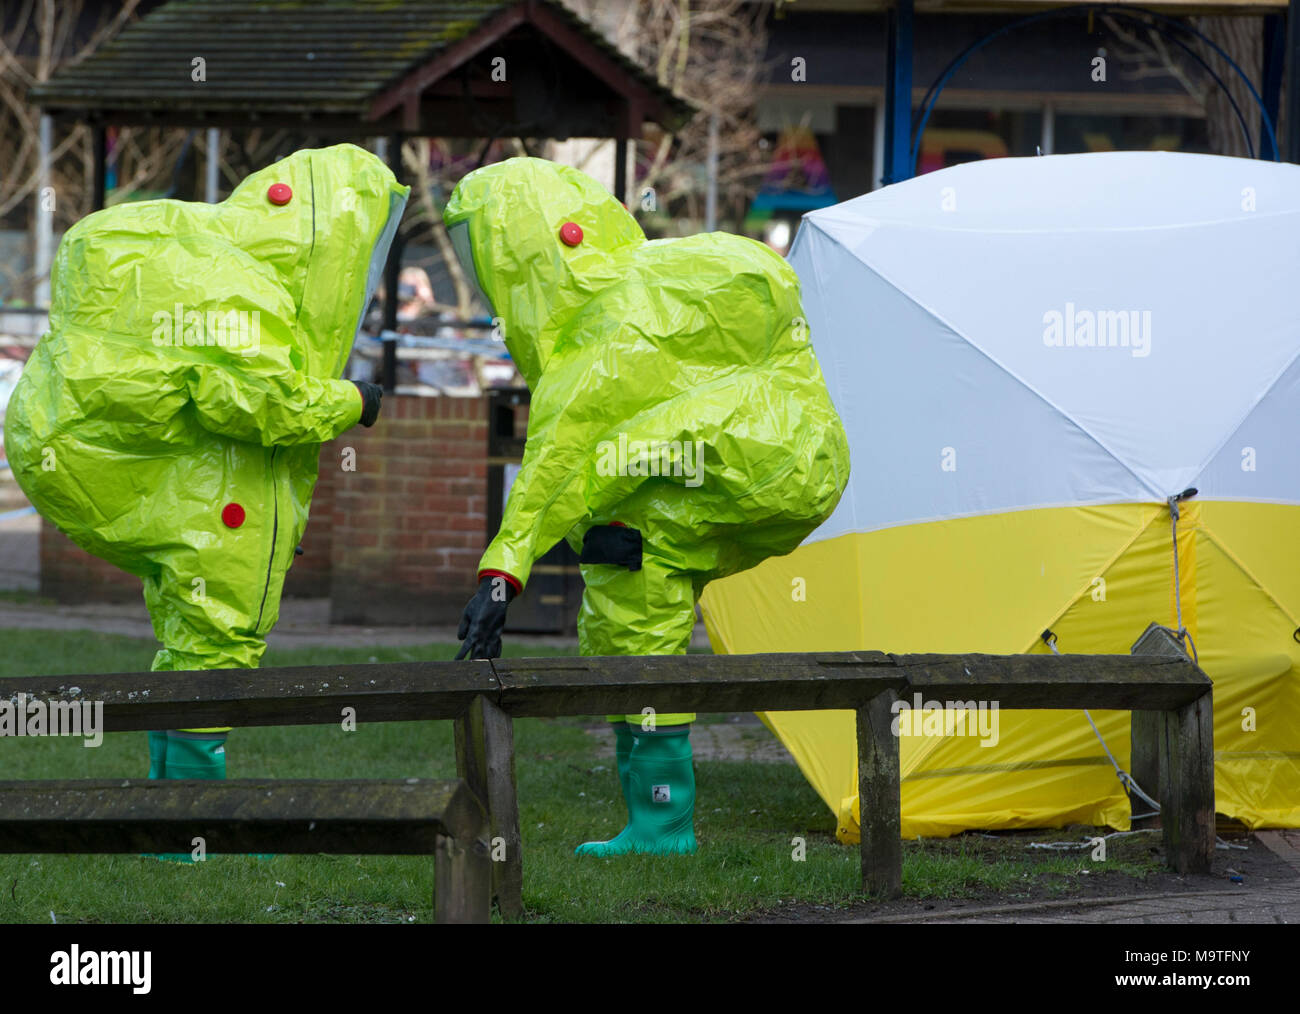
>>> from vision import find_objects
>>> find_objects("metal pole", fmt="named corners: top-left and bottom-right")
top-left (613, 137), bottom-right (628, 207)
top-left (205, 127), bottom-right (220, 202)
top-left (91, 124), bottom-right (106, 212)
top-left (705, 110), bottom-right (719, 231)
top-left (872, 101), bottom-right (886, 189)
top-left (1041, 102), bottom-right (1055, 155)
top-left (882, 0), bottom-right (915, 185)
top-left (35, 113), bottom-right (54, 307)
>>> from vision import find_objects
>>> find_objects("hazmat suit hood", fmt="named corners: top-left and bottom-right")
top-left (443, 156), bottom-right (644, 387)
top-left (5, 143), bottom-right (408, 672)
top-left (266, 145), bottom-right (409, 378)
top-left (186, 143), bottom-right (406, 378)
top-left (442, 156), bottom-right (850, 593)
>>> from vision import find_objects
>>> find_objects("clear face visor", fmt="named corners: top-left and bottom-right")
top-left (354, 190), bottom-right (408, 339)
top-left (448, 220), bottom-right (493, 316)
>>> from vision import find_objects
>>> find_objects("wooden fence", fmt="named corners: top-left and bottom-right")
top-left (0, 623), bottom-right (1213, 921)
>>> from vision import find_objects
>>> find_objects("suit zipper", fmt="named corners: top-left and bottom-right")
top-left (254, 446), bottom-right (279, 633)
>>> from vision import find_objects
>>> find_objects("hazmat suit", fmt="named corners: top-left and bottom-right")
top-left (444, 157), bottom-right (849, 856)
top-left (5, 144), bottom-right (408, 820)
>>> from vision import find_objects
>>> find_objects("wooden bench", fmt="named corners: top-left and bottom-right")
top-left (0, 779), bottom-right (489, 923)
top-left (0, 663), bottom-right (499, 923)
top-left (0, 622), bottom-right (1213, 919)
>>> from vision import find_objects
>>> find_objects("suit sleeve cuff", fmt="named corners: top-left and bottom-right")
top-left (478, 569), bottom-right (523, 595)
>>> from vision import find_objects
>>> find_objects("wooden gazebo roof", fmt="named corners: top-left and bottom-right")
top-left (29, 0), bottom-right (693, 138)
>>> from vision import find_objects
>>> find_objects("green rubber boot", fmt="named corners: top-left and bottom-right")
top-left (164, 731), bottom-right (227, 780)
top-left (141, 732), bottom-right (226, 864)
top-left (612, 721), bottom-right (635, 815)
top-left (147, 730), bottom-right (169, 779)
top-left (575, 723), bottom-right (697, 856)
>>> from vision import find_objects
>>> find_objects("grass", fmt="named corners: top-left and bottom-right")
top-left (0, 628), bottom-right (1162, 923)
top-left (0, 589), bottom-right (55, 606)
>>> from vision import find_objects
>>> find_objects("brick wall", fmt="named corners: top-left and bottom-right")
top-left (39, 522), bottom-right (142, 604)
top-left (327, 394), bottom-right (488, 626)
top-left (36, 394), bottom-right (492, 627)
top-left (282, 442), bottom-right (336, 598)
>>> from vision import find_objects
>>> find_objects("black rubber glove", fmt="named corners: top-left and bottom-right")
top-left (580, 524), bottom-right (643, 571)
top-left (455, 574), bottom-right (518, 660)
top-left (354, 381), bottom-right (383, 427)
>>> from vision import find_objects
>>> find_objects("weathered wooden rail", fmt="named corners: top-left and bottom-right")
top-left (0, 623), bottom-right (1213, 920)
top-left (0, 778), bottom-right (489, 921)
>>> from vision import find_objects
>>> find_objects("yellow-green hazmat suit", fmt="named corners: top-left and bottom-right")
top-left (5, 144), bottom-right (407, 791)
top-left (444, 157), bottom-right (848, 854)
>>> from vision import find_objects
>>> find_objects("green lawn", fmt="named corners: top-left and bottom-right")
top-left (0, 628), bottom-right (1160, 923)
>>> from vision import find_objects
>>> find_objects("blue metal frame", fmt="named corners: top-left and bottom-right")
top-left (896, 3), bottom-right (1281, 184)
top-left (1262, 13), bottom-right (1286, 153)
top-left (882, 0), bottom-right (914, 186)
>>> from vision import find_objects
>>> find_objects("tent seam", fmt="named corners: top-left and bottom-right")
top-left (809, 226), bottom-right (1170, 502)
top-left (1188, 344), bottom-right (1300, 493)
top-left (1197, 520), bottom-right (1300, 628)
top-left (1016, 504), bottom-right (1167, 654)
top-left (810, 496), bottom-right (1172, 544)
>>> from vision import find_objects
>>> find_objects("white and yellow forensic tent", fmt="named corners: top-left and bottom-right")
top-left (700, 151), bottom-right (1300, 841)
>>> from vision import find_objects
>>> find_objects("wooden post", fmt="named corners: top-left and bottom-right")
top-left (434, 831), bottom-right (491, 924)
top-left (1129, 705), bottom-right (1164, 827)
top-left (454, 697), bottom-right (486, 799)
top-left (481, 698), bottom-right (523, 919)
top-left (1162, 691), bottom-right (1215, 874)
top-left (455, 695), bottom-right (524, 919)
top-left (1129, 623), bottom-right (1188, 825)
top-left (1130, 623), bottom-right (1215, 874)
top-left (857, 689), bottom-right (902, 898)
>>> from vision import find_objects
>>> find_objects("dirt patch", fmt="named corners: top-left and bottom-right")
top-left (747, 828), bottom-right (1296, 923)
